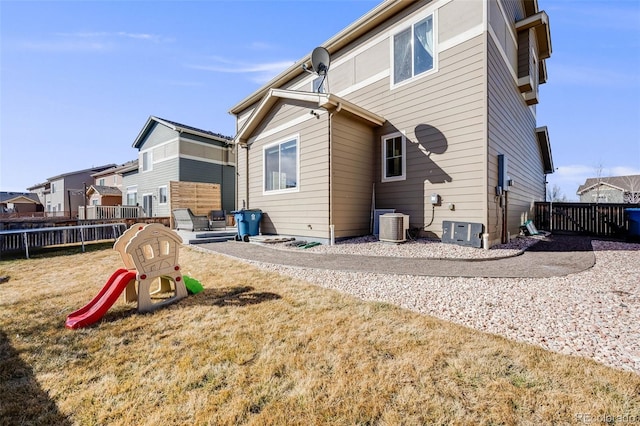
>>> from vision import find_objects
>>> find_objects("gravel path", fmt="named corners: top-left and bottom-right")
top-left (198, 236), bottom-right (640, 374)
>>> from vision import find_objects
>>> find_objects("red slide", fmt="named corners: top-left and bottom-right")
top-left (65, 269), bottom-right (137, 329)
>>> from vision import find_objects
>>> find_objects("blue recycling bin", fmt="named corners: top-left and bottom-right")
top-left (232, 209), bottom-right (262, 242)
top-left (626, 208), bottom-right (640, 238)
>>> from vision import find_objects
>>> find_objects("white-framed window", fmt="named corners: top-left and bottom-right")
top-left (141, 151), bottom-right (152, 172)
top-left (263, 135), bottom-right (299, 193)
top-left (382, 132), bottom-right (406, 182)
top-left (98, 178), bottom-right (105, 186)
top-left (51, 183), bottom-right (56, 194)
top-left (158, 185), bottom-right (168, 205)
top-left (126, 186), bottom-right (137, 206)
top-left (392, 14), bottom-right (435, 85)
top-left (312, 76), bottom-right (325, 93)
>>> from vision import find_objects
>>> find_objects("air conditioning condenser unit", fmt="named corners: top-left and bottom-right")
top-left (379, 213), bottom-right (409, 243)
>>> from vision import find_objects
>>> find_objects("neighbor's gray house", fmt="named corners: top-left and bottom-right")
top-left (577, 175), bottom-right (640, 204)
top-left (122, 116), bottom-right (236, 217)
top-left (27, 165), bottom-right (116, 217)
top-left (230, 0), bottom-right (553, 247)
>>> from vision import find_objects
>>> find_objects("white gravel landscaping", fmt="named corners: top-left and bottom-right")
top-left (269, 234), bottom-right (541, 259)
top-left (238, 237), bottom-right (640, 374)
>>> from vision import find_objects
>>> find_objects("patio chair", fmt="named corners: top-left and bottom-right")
top-left (209, 210), bottom-right (227, 229)
top-left (172, 208), bottom-right (210, 231)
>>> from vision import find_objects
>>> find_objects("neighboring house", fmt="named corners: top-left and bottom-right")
top-left (0, 192), bottom-right (42, 214)
top-left (87, 161), bottom-right (137, 206)
top-left (86, 186), bottom-right (123, 207)
top-left (27, 165), bottom-right (116, 217)
top-left (577, 175), bottom-right (640, 204)
top-left (229, 0), bottom-right (553, 246)
top-left (25, 181), bottom-right (50, 207)
top-left (123, 116), bottom-right (235, 217)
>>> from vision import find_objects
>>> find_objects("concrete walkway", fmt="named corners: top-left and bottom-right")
top-left (197, 235), bottom-right (596, 278)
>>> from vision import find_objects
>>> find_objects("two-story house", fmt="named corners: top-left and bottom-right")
top-left (27, 165), bottom-right (116, 217)
top-left (577, 175), bottom-right (640, 204)
top-left (123, 116), bottom-right (236, 217)
top-left (229, 0), bottom-right (553, 247)
top-left (86, 161), bottom-right (138, 207)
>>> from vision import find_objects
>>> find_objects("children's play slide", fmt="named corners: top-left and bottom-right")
top-left (65, 269), bottom-right (137, 329)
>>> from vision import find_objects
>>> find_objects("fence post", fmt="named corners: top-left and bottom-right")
top-left (23, 232), bottom-right (29, 259)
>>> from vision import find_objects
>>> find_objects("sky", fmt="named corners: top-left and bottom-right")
top-left (1, 0), bottom-right (639, 200)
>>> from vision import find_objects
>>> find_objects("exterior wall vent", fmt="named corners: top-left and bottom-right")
top-left (379, 213), bottom-right (409, 243)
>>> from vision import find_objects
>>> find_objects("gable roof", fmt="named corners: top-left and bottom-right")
top-left (235, 89), bottom-right (385, 145)
top-left (4, 195), bottom-right (40, 204)
top-left (132, 116), bottom-right (233, 149)
top-left (229, 0), bottom-right (544, 115)
top-left (0, 192), bottom-right (40, 204)
top-left (577, 175), bottom-right (640, 195)
top-left (45, 165), bottom-right (117, 182)
top-left (91, 160), bottom-right (138, 178)
top-left (86, 185), bottom-right (123, 197)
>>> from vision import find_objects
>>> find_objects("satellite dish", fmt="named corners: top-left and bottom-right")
top-left (311, 46), bottom-right (330, 75)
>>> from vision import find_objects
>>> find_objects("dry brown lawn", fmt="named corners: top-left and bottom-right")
top-left (1, 243), bottom-right (638, 425)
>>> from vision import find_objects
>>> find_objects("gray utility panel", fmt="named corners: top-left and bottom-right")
top-left (442, 221), bottom-right (484, 248)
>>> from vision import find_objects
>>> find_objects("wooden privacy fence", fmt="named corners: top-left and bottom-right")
top-left (534, 202), bottom-right (633, 237)
top-left (0, 223), bottom-right (128, 259)
top-left (169, 181), bottom-right (221, 228)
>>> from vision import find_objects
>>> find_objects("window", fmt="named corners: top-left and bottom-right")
top-left (312, 76), bottom-right (325, 93)
top-left (393, 15), bottom-right (434, 85)
top-left (158, 186), bottom-right (168, 204)
top-left (98, 178), bottom-right (105, 186)
top-left (126, 186), bottom-right (137, 206)
top-left (51, 183), bottom-right (56, 194)
top-left (141, 151), bottom-right (152, 172)
top-left (382, 132), bottom-right (406, 182)
top-left (264, 136), bottom-right (299, 193)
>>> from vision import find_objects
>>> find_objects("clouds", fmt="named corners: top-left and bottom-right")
top-left (187, 56), bottom-right (295, 84)
top-left (11, 31), bottom-right (170, 53)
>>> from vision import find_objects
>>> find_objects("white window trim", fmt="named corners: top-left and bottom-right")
top-left (262, 134), bottom-right (300, 195)
top-left (126, 185), bottom-right (138, 206)
top-left (390, 11), bottom-right (438, 89)
top-left (158, 185), bottom-right (168, 205)
top-left (141, 150), bottom-right (153, 173)
top-left (381, 132), bottom-right (406, 183)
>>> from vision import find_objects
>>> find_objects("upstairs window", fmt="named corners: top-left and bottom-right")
top-left (141, 151), bottom-right (152, 172)
top-left (393, 15), bottom-right (434, 85)
top-left (382, 132), bottom-right (406, 182)
top-left (264, 136), bottom-right (299, 193)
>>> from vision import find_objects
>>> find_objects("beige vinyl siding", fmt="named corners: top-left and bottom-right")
top-left (341, 35), bottom-right (486, 235)
top-left (330, 57), bottom-right (355, 94)
top-left (331, 114), bottom-right (376, 238)
top-left (438, 0), bottom-right (483, 43)
top-left (152, 140), bottom-right (179, 163)
top-left (354, 39), bottom-right (389, 82)
top-left (234, 0), bottom-right (544, 241)
top-left (487, 34), bottom-right (545, 241)
top-left (180, 140), bottom-right (229, 164)
top-left (246, 100), bottom-right (330, 238)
